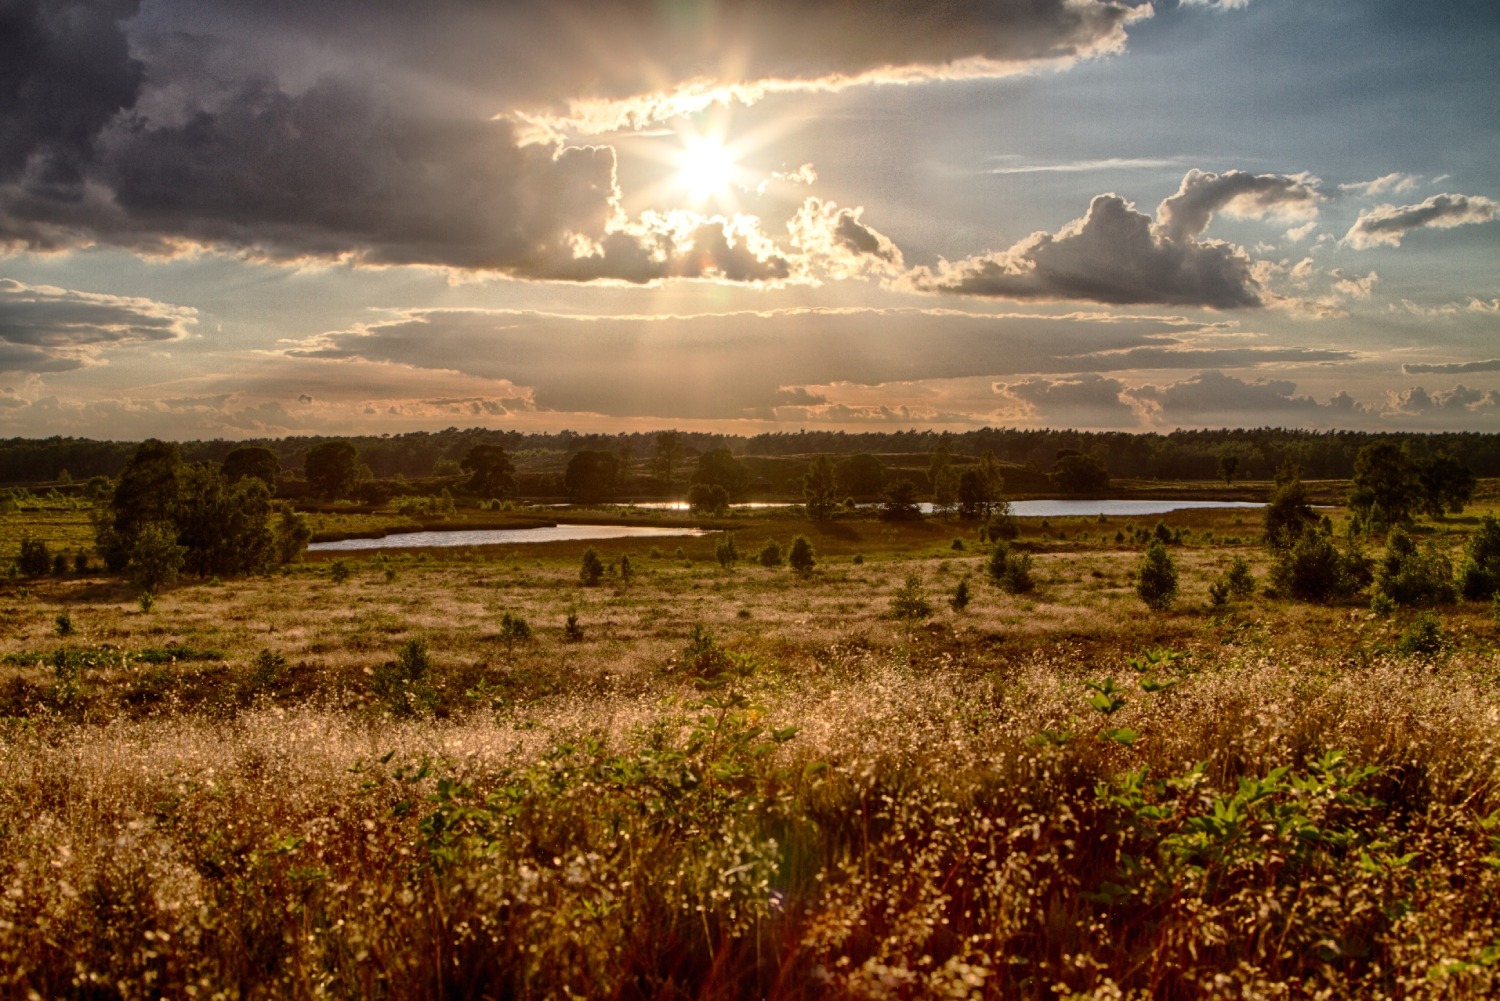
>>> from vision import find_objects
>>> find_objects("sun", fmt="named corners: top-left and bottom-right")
top-left (674, 134), bottom-right (738, 206)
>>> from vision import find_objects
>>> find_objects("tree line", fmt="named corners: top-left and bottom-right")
top-left (5, 427), bottom-right (1500, 489)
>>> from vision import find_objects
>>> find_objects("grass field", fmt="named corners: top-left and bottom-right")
top-left (2, 497), bottom-right (1498, 999)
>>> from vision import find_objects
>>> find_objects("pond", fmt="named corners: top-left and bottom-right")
top-left (308, 524), bottom-right (709, 553)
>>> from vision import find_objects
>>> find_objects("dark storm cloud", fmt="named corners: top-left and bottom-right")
top-left (0, 0), bottom-right (143, 190)
top-left (0, 277), bottom-right (195, 373)
top-left (0, 0), bottom-right (1142, 277)
top-left (149, 1), bottom-right (1139, 109)
top-left (1343, 193), bottom-right (1499, 249)
top-left (909, 194), bottom-right (1263, 308)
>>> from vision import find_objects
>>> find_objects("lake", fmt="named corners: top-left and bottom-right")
top-left (629, 499), bottom-right (1264, 517)
top-left (310, 498), bottom-right (1263, 551)
top-left (308, 524), bottom-right (709, 552)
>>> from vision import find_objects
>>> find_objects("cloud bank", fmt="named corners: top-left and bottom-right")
top-left (0, 278), bottom-right (195, 373)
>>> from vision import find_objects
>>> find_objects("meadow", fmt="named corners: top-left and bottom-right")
top-left (1, 491), bottom-right (1499, 999)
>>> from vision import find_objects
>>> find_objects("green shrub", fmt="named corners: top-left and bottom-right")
top-left (247, 648), bottom-right (287, 694)
top-left (1374, 528), bottom-right (1455, 607)
top-left (950, 579), bottom-right (971, 612)
top-left (715, 533), bottom-right (739, 568)
top-left (138, 591), bottom-right (156, 613)
top-left (619, 553), bottom-right (635, 583)
top-left (499, 612), bottom-right (532, 649)
top-left (889, 573), bottom-right (933, 620)
top-left (1225, 556), bottom-right (1255, 599)
top-left (1459, 515), bottom-right (1500, 600)
top-left (563, 612), bottom-right (584, 642)
top-left (788, 536), bottom-right (816, 575)
top-left (372, 638), bottom-right (436, 716)
top-left (17, 537), bottom-right (51, 578)
top-left (987, 543), bottom-right (1034, 594)
top-left (1396, 613), bottom-right (1447, 657)
top-left (579, 547), bottom-right (605, 586)
top-left (758, 540), bottom-right (782, 568)
top-left (1268, 530), bottom-right (1369, 603)
top-left (1135, 541), bottom-right (1178, 611)
top-left (329, 559), bottom-right (352, 584)
top-left (54, 613), bottom-right (73, 637)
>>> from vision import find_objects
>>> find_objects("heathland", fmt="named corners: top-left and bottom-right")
top-left (2, 481), bottom-right (1499, 999)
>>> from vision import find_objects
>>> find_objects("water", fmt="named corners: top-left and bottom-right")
top-left (1006, 499), bottom-right (1263, 517)
top-left (310, 499), bottom-right (1263, 551)
top-left (308, 524), bottom-right (708, 552)
top-left (630, 499), bottom-right (1264, 517)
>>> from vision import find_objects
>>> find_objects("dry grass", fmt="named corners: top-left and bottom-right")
top-left (2, 507), bottom-right (1499, 999)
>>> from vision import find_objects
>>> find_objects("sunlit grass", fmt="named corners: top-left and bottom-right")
top-left (1, 505), bottom-right (1498, 996)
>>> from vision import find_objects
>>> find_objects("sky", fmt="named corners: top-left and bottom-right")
top-left (0, 0), bottom-right (1497, 441)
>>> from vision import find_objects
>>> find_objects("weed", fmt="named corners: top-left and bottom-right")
top-left (138, 591), bottom-right (156, 613)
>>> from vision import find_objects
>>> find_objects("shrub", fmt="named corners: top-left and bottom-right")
top-left (563, 612), bottom-right (584, 642)
top-left (758, 540), bottom-right (783, 568)
top-left (579, 547), bottom-right (605, 586)
top-left (1459, 515), bottom-right (1500, 600)
top-left (1268, 530), bottom-right (1369, 604)
top-left (1396, 612), bottom-right (1447, 657)
top-left (17, 537), bottom-right (50, 578)
top-left (619, 553), bottom-right (635, 583)
top-left (950, 579), bottom-right (971, 612)
top-left (1135, 541), bottom-right (1178, 611)
top-left (51, 553), bottom-right (68, 577)
top-left (987, 543), bottom-right (1034, 594)
top-left (129, 521), bottom-right (185, 592)
top-left (372, 638), bottom-right (436, 716)
top-left (889, 573), bottom-right (933, 621)
top-left (715, 533), bottom-right (739, 568)
top-left (1375, 528), bottom-right (1455, 607)
top-left (1225, 556), bottom-right (1255, 599)
top-left (247, 648), bottom-right (287, 694)
top-left (329, 559), bottom-right (352, 583)
top-left (498, 612), bottom-right (532, 649)
top-left (73, 550), bottom-right (90, 574)
top-left (138, 591), bottom-right (156, 613)
top-left (788, 536), bottom-right (816, 575)
top-left (55, 613), bottom-right (73, 637)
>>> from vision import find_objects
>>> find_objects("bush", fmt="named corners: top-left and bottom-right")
top-left (1225, 556), bottom-right (1255, 599)
top-left (563, 612), bottom-right (584, 642)
top-left (55, 613), bottom-right (73, 637)
top-left (987, 543), bottom-right (1034, 594)
top-left (498, 612), bottom-right (532, 649)
top-left (788, 536), bottom-right (816, 575)
top-left (579, 547), bottom-right (605, 586)
top-left (129, 521), bottom-right (185, 593)
top-left (1268, 530), bottom-right (1369, 604)
top-left (1396, 613), bottom-right (1447, 657)
top-left (1375, 528), bottom-right (1455, 607)
top-left (950, 579), bottom-right (971, 612)
top-left (889, 573), bottom-right (933, 620)
top-left (619, 554), bottom-right (635, 583)
top-left (715, 533), bottom-right (739, 568)
top-left (1459, 515), bottom-right (1500, 600)
top-left (329, 559), bottom-right (352, 583)
top-left (1136, 541), bottom-right (1178, 611)
top-left (757, 541), bottom-right (782, 568)
top-left (17, 537), bottom-right (50, 578)
top-left (372, 638), bottom-right (436, 716)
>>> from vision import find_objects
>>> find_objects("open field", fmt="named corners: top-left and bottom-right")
top-left (2, 501), bottom-right (1500, 999)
